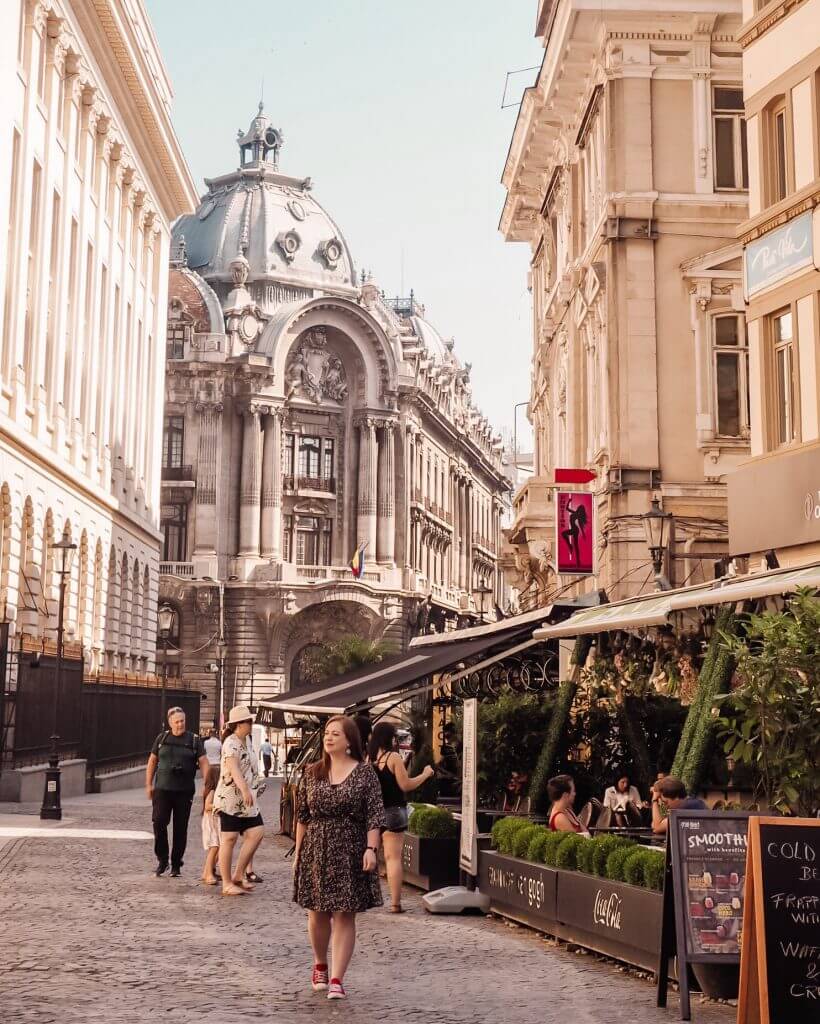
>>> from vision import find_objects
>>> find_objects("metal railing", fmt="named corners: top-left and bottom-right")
top-left (161, 465), bottom-right (194, 481)
top-left (283, 475), bottom-right (336, 493)
top-left (160, 561), bottom-right (195, 577)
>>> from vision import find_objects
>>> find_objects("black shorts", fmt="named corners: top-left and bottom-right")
top-left (218, 811), bottom-right (263, 834)
top-left (382, 805), bottom-right (409, 833)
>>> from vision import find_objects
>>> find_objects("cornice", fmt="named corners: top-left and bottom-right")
top-left (737, 0), bottom-right (809, 48)
top-left (738, 183), bottom-right (820, 244)
top-left (84, 0), bottom-right (197, 217)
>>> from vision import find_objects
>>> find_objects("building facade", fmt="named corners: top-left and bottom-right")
top-left (502, 0), bottom-right (749, 608)
top-left (159, 107), bottom-right (509, 714)
top-left (728, 0), bottom-right (820, 567)
top-left (0, 0), bottom-right (196, 670)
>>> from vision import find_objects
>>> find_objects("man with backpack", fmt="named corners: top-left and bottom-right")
top-left (145, 706), bottom-right (209, 877)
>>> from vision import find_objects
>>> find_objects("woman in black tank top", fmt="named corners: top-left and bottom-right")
top-left (368, 722), bottom-right (435, 913)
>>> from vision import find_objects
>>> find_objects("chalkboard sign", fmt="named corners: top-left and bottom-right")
top-left (657, 810), bottom-right (753, 1019)
top-left (737, 816), bottom-right (820, 1024)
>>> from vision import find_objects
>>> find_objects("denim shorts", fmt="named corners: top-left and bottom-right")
top-left (383, 805), bottom-right (409, 833)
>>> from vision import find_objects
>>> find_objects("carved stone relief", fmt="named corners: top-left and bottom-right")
top-left (285, 328), bottom-right (348, 405)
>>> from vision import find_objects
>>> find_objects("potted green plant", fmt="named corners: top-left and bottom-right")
top-left (401, 804), bottom-right (460, 891)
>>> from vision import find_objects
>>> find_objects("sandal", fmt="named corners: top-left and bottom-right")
top-left (245, 871), bottom-right (264, 883)
top-left (202, 876), bottom-right (218, 886)
top-left (233, 878), bottom-right (255, 891)
top-left (221, 885), bottom-right (248, 896)
top-left (390, 904), bottom-right (406, 914)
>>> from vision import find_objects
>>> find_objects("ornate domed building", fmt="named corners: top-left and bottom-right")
top-left (158, 105), bottom-right (510, 715)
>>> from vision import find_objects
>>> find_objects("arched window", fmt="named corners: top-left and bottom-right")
top-left (92, 539), bottom-right (104, 667)
top-left (119, 553), bottom-right (130, 658)
top-left (105, 546), bottom-right (119, 658)
top-left (131, 560), bottom-right (142, 667)
top-left (77, 532), bottom-right (89, 645)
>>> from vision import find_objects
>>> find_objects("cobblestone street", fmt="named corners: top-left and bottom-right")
top-left (0, 787), bottom-right (735, 1024)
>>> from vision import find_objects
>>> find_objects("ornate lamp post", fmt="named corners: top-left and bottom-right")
top-left (472, 581), bottom-right (493, 624)
top-left (40, 536), bottom-right (77, 821)
top-left (157, 603), bottom-right (175, 728)
top-left (643, 497), bottom-right (673, 592)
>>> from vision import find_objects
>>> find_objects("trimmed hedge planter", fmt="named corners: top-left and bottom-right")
top-left (401, 805), bottom-right (460, 892)
top-left (483, 818), bottom-right (669, 973)
top-left (480, 850), bottom-right (664, 972)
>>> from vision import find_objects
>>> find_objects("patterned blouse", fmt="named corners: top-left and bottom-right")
top-left (213, 733), bottom-right (260, 817)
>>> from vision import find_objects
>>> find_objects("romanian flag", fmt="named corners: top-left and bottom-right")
top-left (350, 542), bottom-right (366, 578)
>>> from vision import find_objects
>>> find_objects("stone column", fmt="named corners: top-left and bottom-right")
top-left (260, 408), bottom-right (283, 560)
top-left (238, 405), bottom-right (262, 556)
top-left (193, 400), bottom-right (223, 554)
top-left (376, 420), bottom-right (396, 565)
top-left (356, 418), bottom-right (377, 560)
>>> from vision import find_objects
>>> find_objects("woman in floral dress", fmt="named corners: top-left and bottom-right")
top-left (293, 715), bottom-right (385, 1001)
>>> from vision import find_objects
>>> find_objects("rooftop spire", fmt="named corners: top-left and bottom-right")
top-left (236, 102), bottom-right (283, 170)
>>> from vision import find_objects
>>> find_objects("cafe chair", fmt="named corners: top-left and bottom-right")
top-left (624, 802), bottom-right (643, 828)
top-left (595, 806), bottom-right (613, 831)
top-left (578, 798), bottom-right (602, 830)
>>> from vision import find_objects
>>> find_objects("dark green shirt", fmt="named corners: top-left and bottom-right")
top-left (151, 731), bottom-right (205, 793)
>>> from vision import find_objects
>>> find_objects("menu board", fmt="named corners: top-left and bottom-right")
top-left (671, 811), bottom-right (751, 962)
top-left (737, 817), bottom-right (820, 1024)
top-left (657, 810), bottom-right (753, 1019)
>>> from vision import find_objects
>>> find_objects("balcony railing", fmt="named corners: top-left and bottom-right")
top-left (160, 561), bottom-right (195, 578)
top-left (291, 564), bottom-right (382, 583)
top-left (472, 533), bottom-right (496, 554)
top-left (161, 465), bottom-right (194, 481)
top-left (283, 475), bottom-right (337, 494)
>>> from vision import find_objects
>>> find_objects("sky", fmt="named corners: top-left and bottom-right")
top-left (144, 0), bottom-right (542, 441)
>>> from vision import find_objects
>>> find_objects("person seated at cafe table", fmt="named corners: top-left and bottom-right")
top-left (548, 774), bottom-right (591, 836)
top-left (651, 776), bottom-right (707, 835)
top-left (603, 772), bottom-right (645, 827)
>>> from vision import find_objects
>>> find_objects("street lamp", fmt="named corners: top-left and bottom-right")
top-left (40, 535), bottom-right (77, 821)
top-left (643, 497), bottom-right (673, 592)
top-left (473, 581), bottom-right (493, 624)
top-left (157, 603), bottom-right (175, 728)
top-left (216, 638), bottom-right (228, 729)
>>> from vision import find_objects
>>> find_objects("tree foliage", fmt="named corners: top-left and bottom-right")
top-left (301, 636), bottom-right (393, 683)
top-left (717, 590), bottom-right (820, 816)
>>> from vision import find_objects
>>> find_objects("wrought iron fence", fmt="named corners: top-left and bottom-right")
top-left (0, 628), bottom-right (202, 783)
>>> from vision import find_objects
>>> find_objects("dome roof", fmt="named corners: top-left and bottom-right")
top-left (172, 106), bottom-right (356, 297)
top-left (409, 314), bottom-right (454, 364)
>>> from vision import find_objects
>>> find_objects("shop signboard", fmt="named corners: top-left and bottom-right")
top-left (737, 817), bottom-right (820, 1024)
top-left (556, 490), bottom-right (594, 576)
top-left (657, 810), bottom-right (753, 1020)
top-left (459, 697), bottom-right (478, 875)
top-left (744, 211), bottom-right (814, 298)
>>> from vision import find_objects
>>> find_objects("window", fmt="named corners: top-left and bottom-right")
top-left (712, 314), bottom-right (749, 437)
top-left (162, 415), bottom-right (185, 468)
top-left (161, 503), bottom-right (187, 562)
top-left (772, 309), bottom-right (796, 446)
top-left (713, 88), bottom-right (748, 191)
top-left (288, 434), bottom-right (335, 482)
top-left (282, 514), bottom-right (293, 562)
top-left (2, 130), bottom-right (21, 369)
top-left (283, 434), bottom-right (295, 477)
top-left (297, 435), bottom-right (321, 477)
top-left (166, 319), bottom-right (186, 359)
top-left (23, 160), bottom-right (42, 382)
top-left (45, 190), bottom-right (61, 392)
top-left (772, 103), bottom-right (789, 202)
top-left (294, 515), bottom-right (333, 566)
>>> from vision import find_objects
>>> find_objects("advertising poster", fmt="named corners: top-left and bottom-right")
top-left (459, 698), bottom-right (478, 875)
top-left (556, 490), bottom-right (594, 575)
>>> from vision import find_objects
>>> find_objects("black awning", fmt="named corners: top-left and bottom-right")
top-left (260, 620), bottom-right (542, 715)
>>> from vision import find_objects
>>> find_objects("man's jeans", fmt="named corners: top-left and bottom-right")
top-left (152, 789), bottom-right (194, 869)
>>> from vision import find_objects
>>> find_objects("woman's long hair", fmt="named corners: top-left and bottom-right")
top-left (309, 715), bottom-right (364, 780)
top-left (367, 721), bottom-right (397, 763)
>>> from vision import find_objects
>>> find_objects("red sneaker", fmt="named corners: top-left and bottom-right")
top-left (327, 978), bottom-right (346, 1000)
top-left (311, 965), bottom-right (329, 991)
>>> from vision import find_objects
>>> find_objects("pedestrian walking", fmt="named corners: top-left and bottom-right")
top-left (203, 728), bottom-right (222, 766)
top-left (260, 736), bottom-right (274, 777)
top-left (213, 705), bottom-right (265, 896)
top-left (201, 764), bottom-right (221, 886)
top-left (145, 707), bottom-right (209, 878)
top-left (293, 715), bottom-right (385, 1001)
top-left (368, 721), bottom-right (434, 913)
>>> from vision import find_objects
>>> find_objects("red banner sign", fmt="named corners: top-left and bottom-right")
top-left (554, 467), bottom-right (597, 484)
top-left (556, 490), bottom-right (594, 575)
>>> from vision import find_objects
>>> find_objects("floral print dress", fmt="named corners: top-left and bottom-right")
top-left (293, 762), bottom-right (385, 913)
